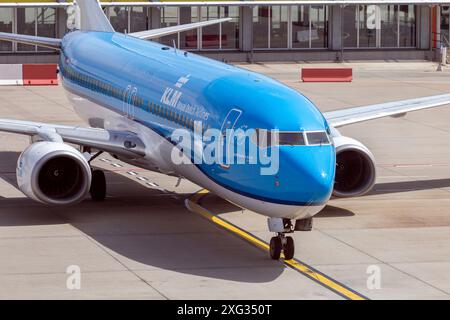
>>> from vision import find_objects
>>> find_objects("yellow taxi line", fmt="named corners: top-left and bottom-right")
top-left (185, 189), bottom-right (368, 301)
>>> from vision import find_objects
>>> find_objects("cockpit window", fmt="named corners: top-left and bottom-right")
top-left (255, 129), bottom-right (330, 147)
top-left (278, 132), bottom-right (306, 146)
top-left (306, 131), bottom-right (330, 145)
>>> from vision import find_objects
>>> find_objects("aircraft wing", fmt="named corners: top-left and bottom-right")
top-left (129, 18), bottom-right (232, 40)
top-left (0, 32), bottom-right (61, 50)
top-left (0, 118), bottom-right (145, 158)
top-left (324, 94), bottom-right (450, 128)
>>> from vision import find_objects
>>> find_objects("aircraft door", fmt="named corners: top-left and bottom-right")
top-left (122, 85), bottom-right (137, 120)
top-left (128, 87), bottom-right (137, 120)
top-left (122, 85), bottom-right (131, 117)
top-left (219, 108), bottom-right (242, 169)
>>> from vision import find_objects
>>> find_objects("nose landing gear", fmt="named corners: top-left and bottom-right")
top-left (268, 218), bottom-right (295, 260)
top-left (269, 234), bottom-right (295, 260)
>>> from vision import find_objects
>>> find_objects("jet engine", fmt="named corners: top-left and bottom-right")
top-left (16, 142), bottom-right (92, 205)
top-left (332, 136), bottom-right (376, 198)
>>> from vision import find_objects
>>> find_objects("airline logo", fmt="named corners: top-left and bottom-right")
top-left (161, 88), bottom-right (182, 108)
top-left (175, 75), bottom-right (190, 88)
top-left (161, 75), bottom-right (190, 107)
top-left (161, 75), bottom-right (210, 121)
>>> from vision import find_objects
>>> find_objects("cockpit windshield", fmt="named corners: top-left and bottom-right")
top-left (255, 129), bottom-right (330, 147)
top-left (278, 132), bottom-right (306, 146)
top-left (306, 131), bottom-right (330, 145)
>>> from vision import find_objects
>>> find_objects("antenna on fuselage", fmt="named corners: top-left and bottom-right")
top-left (172, 39), bottom-right (177, 54)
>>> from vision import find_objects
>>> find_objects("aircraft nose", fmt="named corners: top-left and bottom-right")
top-left (281, 146), bottom-right (335, 205)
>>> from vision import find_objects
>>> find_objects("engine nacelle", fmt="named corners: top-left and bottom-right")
top-left (17, 142), bottom-right (92, 205)
top-left (332, 136), bottom-right (377, 198)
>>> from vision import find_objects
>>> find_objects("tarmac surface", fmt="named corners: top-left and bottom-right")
top-left (0, 61), bottom-right (450, 299)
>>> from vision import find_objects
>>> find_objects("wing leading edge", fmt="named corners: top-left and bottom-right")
top-left (0, 32), bottom-right (61, 50)
top-left (0, 119), bottom-right (145, 159)
top-left (324, 94), bottom-right (450, 128)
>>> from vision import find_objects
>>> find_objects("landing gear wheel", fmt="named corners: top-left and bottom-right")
top-left (90, 170), bottom-right (106, 201)
top-left (269, 236), bottom-right (282, 260)
top-left (284, 236), bottom-right (295, 260)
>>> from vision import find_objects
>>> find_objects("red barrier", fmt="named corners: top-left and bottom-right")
top-left (22, 64), bottom-right (58, 86)
top-left (301, 68), bottom-right (353, 82)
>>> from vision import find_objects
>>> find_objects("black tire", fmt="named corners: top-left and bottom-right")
top-left (90, 170), bottom-right (106, 201)
top-left (269, 237), bottom-right (282, 260)
top-left (284, 236), bottom-right (295, 260)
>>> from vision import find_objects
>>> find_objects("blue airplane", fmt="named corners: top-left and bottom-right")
top-left (0, 0), bottom-right (449, 260)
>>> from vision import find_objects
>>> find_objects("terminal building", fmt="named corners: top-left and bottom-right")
top-left (0, 0), bottom-right (449, 63)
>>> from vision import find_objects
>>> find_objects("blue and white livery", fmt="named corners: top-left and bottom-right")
top-left (0, 0), bottom-right (449, 260)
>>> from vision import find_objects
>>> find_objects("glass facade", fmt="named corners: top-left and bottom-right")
top-left (254, 5), bottom-right (328, 49)
top-left (344, 5), bottom-right (416, 48)
top-left (0, 4), bottom-right (422, 55)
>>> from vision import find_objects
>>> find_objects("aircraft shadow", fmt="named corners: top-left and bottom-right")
top-left (201, 193), bottom-right (357, 218)
top-left (0, 151), bottom-right (283, 283)
top-left (3, 149), bottom-right (449, 282)
top-left (368, 178), bottom-right (450, 195)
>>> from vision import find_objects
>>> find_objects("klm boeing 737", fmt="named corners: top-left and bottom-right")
top-left (1, 0), bottom-right (450, 260)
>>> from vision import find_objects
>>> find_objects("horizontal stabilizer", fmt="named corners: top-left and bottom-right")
top-left (129, 18), bottom-right (232, 40)
top-left (0, 32), bottom-right (61, 50)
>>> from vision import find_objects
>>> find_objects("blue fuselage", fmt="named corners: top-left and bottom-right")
top-left (59, 31), bottom-right (336, 209)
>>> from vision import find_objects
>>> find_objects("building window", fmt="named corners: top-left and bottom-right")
top-left (160, 7), bottom-right (179, 47)
top-left (441, 6), bottom-right (450, 45)
top-left (16, 8), bottom-right (56, 52)
top-left (398, 5), bottom-right (416, 47)
top-left (291, 6), bottom-right (310, 49)
top-left (200, 6), bottom-right (239, 50)
top-left (292, 5), bottom-right (328, 49)
top-left (0, 8), bottom-right (13, 52)
top-left (270, 6), bottom-right (288, 48)
top-left (220, 6), bottom-right (239, 50)
top-left (180, 6), bottom-right (199, 50)
top-left (254, 5), bottom-right (327, 50)
top-left (130, 7), bottom-right (148, 32)
top-left (37, 8), bottom-right (56, 52)
top-left (380, 5), bottom-right (398, 47)
top-left (344, 5), bottom-right (416, 48)
top-left (108, 6), bottom-right (128, 33)
top-left (310, 6), bottom-right (328, 48)
top-left (343, 6), bottom-right (357, 47)
top-left (253, 6), bottom-right (269, 48)
top-left (17, 8), bottom-right (36, 52)
top-left (201, 6), bottom-right (220, 49)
